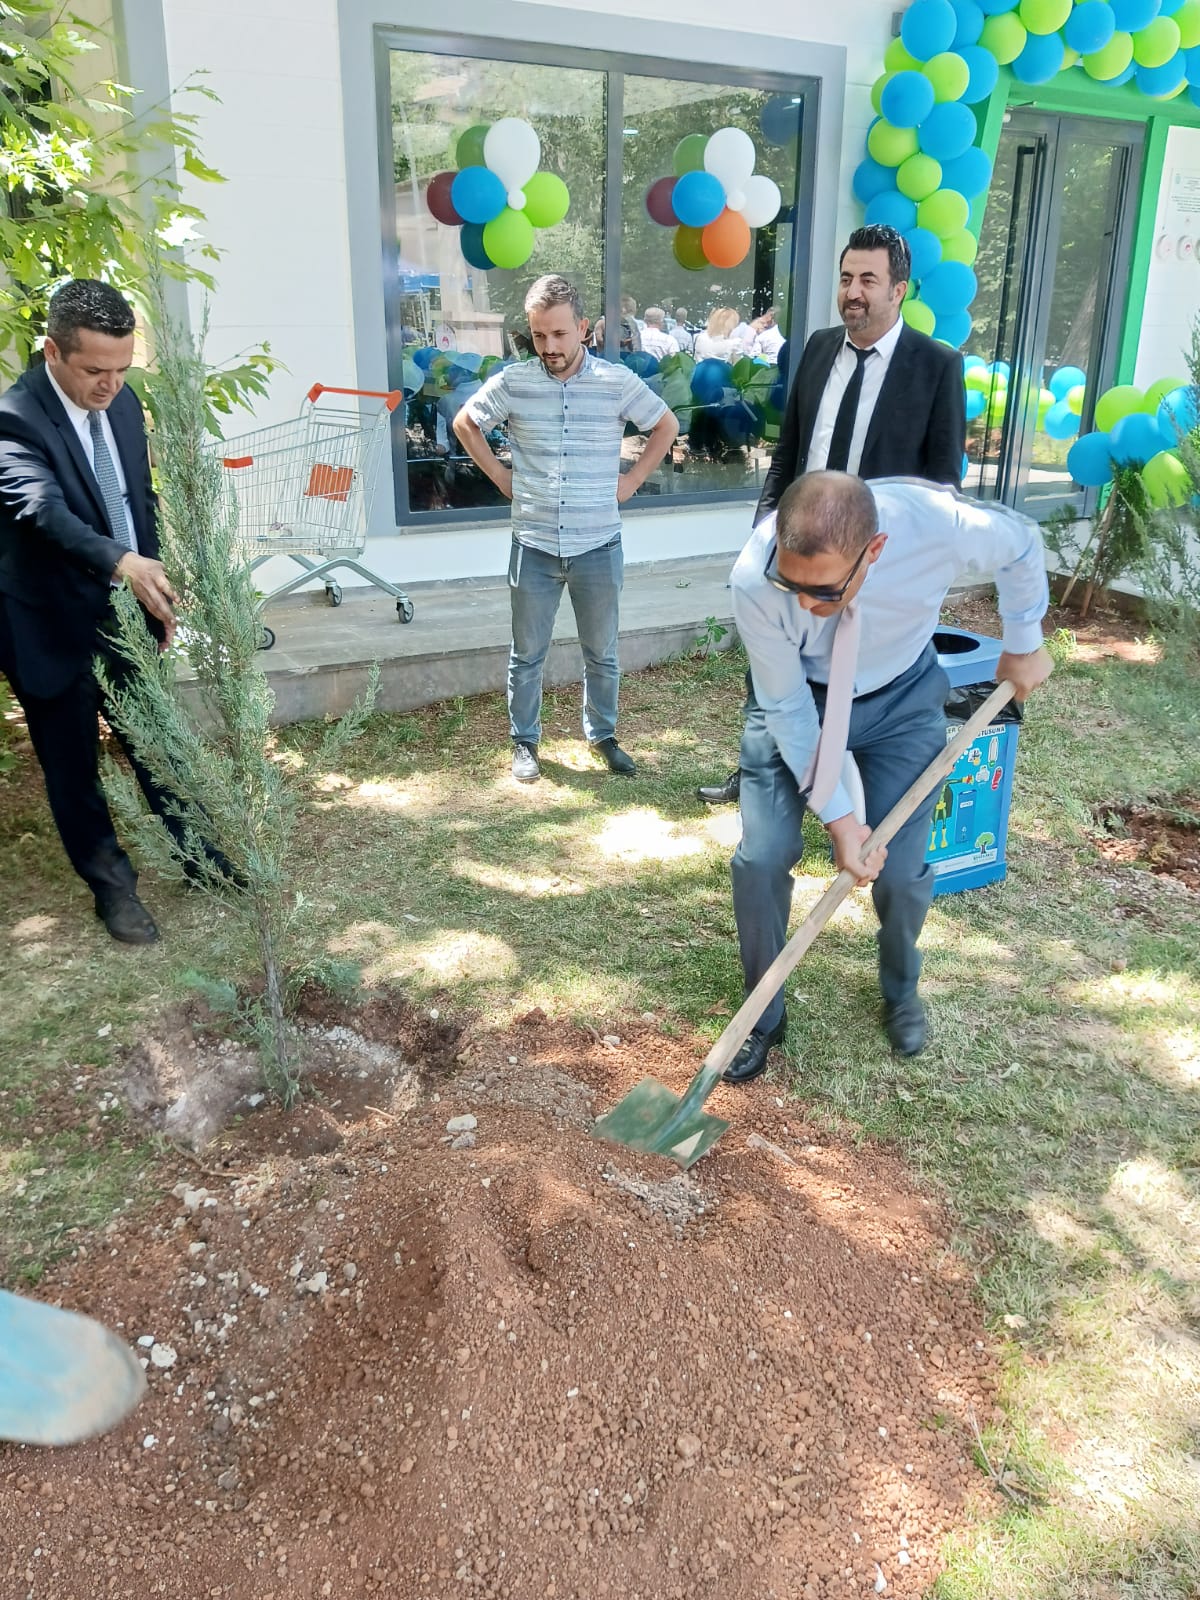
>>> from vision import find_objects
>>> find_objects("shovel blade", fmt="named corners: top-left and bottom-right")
top-left (0, 1289), bottom-right (146, 1447)
top-left (593, 1075), bottom-right (730, 1170)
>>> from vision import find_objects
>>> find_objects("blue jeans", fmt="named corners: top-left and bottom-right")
top-left (507, 536), bottom-right (623, 745)
top-left (732, 645), bottom-right (949, 1031)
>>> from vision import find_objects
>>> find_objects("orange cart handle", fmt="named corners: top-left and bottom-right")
top-left (307, 383), bottom-right (403, 412)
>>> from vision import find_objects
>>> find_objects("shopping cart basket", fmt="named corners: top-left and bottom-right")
top-left (213, 383), bottom-right (414, 649)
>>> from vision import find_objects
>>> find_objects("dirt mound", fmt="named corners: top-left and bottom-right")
top-left (2, 1016), bottom-right (997, 1599)
top-left (1094, 794), bottom-right (1200, 893)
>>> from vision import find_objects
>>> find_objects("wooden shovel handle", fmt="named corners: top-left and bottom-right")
top-left (700, 679), bottom-right (1017, 1083)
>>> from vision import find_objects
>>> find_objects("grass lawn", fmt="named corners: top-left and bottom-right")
top-left (1, 608), bottom-right (1198, 1599)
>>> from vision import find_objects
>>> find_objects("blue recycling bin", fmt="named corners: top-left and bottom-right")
top-left (926, 628), bottom-right (1020, 896)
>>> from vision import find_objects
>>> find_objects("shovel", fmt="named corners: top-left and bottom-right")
top-left (593, 680), bottom-right (1017, 1169)
top-left (0, 1288), bottom-right (146, 1446)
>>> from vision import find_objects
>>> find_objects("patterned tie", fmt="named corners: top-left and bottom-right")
top-left (88, 410), bottom-right (135, 552)
top-left (805, 599), bottom-right (861, 813)
top-left (824, 345), bottom-right (874, 473)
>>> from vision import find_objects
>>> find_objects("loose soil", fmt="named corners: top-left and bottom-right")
top-left (2, 1003), bottom-right (998, 1600)
top-left (1093, 794), bottom-right (1200, 893)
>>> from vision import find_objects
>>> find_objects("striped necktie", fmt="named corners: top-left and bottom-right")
top-left (88, 410), bottom-right (135, 552)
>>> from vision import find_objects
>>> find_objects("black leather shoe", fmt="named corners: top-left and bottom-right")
top-left (697, 770), bottom-right (741, 806)
top-left (512, 741), bottom-right (541, 783)
top-left (95, 891), bottom-right (160, 945)
top-left (884, 995), bottom-right (927, 1056)
top-left (722, 1012), bottom-right (787, 1084)
top-left (592, 737), bottom-right (636, 775)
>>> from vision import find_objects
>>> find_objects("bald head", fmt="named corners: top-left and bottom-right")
top-left (776, 472), bottom-right (878, 559)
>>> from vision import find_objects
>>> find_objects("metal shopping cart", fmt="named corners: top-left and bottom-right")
top-left (214, 383), bottom-right (414, 649)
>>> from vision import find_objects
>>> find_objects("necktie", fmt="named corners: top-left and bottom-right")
top-left (805, 599), bottom-right (861, 813)
top-left (88, 410), bottom-right (135, 552)
top-left (824, 345), bottom-right (873, 473)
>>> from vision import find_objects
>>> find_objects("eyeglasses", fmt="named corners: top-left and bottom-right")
top-left (764, 539), bottom-right (872, 604)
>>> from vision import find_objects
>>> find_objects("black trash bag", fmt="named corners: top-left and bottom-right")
top-left (944, 683), bottom-right (1023, 725)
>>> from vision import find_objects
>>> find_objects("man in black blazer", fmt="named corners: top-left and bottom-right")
top-left (699, 224), bottom-right (966, 805)
top-left (0, 280), bottom-right (181, 944)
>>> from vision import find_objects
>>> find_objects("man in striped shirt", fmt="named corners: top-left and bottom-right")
top-left (455, 276), bottom-right (678, 783)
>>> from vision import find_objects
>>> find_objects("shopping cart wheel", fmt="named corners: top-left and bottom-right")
top-left (258, 625), bottom-right (276, 651)
top-left (325, 582), bottom-right (342, 607)
top-left (397, 598), bottom-right (415, 624)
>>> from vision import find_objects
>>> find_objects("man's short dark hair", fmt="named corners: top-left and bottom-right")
top-left (840, 226), bottom-right (911, 287)
top-left (46, 279), bottom-right (136, 355)
top-left (776, 472), bottom-right (878, 559)
top-left (524, 275), bottom-right (584, 321)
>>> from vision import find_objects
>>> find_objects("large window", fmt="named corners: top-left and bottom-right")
top-left (380, 33), bottom-right (815, 525)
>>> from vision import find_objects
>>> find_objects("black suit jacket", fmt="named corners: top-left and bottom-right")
top-left (756, 322), bottom-right (966, 520)
top-left (0, 364), bottom-right (158, 699)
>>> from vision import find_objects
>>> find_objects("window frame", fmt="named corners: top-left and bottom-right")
top-left (375, 24), bottom-right (821, 528)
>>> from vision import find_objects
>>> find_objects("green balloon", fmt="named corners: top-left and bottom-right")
top-left (940, 228), bottom-right (979, 266)
top-left (673, 134), bottom-right (708, 176)
top-left (521, 172), bottom-right (570, 228)
top-left (902, 298), bottom-right (936, 336)
top-left (482, 207), bottom-right (535, 270)
top-left (673, 224), bottom-right (707, 270)
top-left (1144, 375), bottom-right (1189, 410)
top-left (1094, 384), bottom-right (1144, 431)
top-left (923, 51), bottom-right (971, 102)
top-left (1067, 384), bottom-right (1087, 415)
top-left (917, 187), bottom-right (970, 238)
top-left (1036, 387), bottom-right (1055, 421)
top-left (1176, 0), bottom-right (1200, 49)
top-left (964, 367), bottom-right (991, 393)
top-left (456, 123), bottom-right (489, 169)
top-left (1084, 31), bottom-right (1134, 79)
top-left (1132, 16), bottom-right (1180, 66)
top-left (897, 153), bottom-right (943, 201)
top-left (1141, 450), bottom-right (1192, 508)
top-left (868, 119), bottom-right (919, 167)
top-left (1018, 0), bottom-right (1070, 35)
top-left (885, 38), bottom-right (922, 73)
top-left (871, 72), bottom-right (895, 116)
top-left (980, 14), bottom-right (1028, 63)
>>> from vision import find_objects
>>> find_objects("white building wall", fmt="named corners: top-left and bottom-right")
top-left (1134, 123), bottom-right (1200, 390)
top-left (156, 0), bottom-right (885, 588)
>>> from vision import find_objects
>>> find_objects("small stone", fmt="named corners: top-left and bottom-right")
top-left (300, 1272), bottom-right (328, 1295)
top-left (445, 1115), bottom-right (477, 1135)
top-left (450, 1132), bottom-right (476, 1150)
top-left (342, 1263), bottom-right (357, 1283)
top-left (149, 1343), bottom-right (178, 1370)
top-left (601, 1034), bottom-right (621, 1047)
top-left (399, 1457), bottom-right (415, 1475)
top-left (675, 1433), bottom-right (702, 1461)
top-left (188, 1242), bottom-right (207, 1258)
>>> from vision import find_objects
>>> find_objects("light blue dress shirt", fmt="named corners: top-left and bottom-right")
top-left (731, 477), bottom-right (1050, 824)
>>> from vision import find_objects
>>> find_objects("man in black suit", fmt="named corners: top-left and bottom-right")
top-left (0, 280), bottom-right (181, 944)
top-left (699, 224), bottom-right (966, 805)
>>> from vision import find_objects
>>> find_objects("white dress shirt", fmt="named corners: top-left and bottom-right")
top-left (731, 478), bottom-right (1049, 824)
top-left (806, 315), bottom-right (904, 475)
top-left (640, 325), bottom-right (680, 362)
top-left (45, 367), bottom-right (139, 552)
top-left (749, 324), bottom-right (785, 361)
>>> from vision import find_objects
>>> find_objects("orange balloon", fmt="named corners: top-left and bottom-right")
top-left (701, 207), bottom-right (751, 269)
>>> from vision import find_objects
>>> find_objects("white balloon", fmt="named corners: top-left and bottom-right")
top-left (725, 188), bottom-right (747, 213)
top-left (737, 174), bottom-right (782, 229)
top-left (507, 188), bottom-right (527, 211)
top-left (484, 118), bottom-right (541, 191)
top-left (703, 127), bottom-right (756, 190)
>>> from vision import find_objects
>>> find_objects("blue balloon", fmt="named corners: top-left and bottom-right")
top-left (958, 44), bottom-right (1001, 102)
top-left (940, 145), bottom-right (992, 197)
top-left (1109, 0), bottom-right (1162, 28)
top-left (904, 225), bottom-right (944, 280)
top-left (961, 452), bottom-right (970, 480)
top-left (918, 101), bottom-right (978, 163)
top-left (1108, 61), bottom-right (1139, 84)
top-left (411, 346), bottom-right (439, 370)
top-left (1158, 384), bottom-right (1200, 441)
top-left (1012, 32), bottom-right (1065, 84)
top-left (989, 361), bottom-right (1011, 380)
top-left (776, 339), bottom-right (790, 383)
top-left (1161, 0), bottom-right (1185, 12)
top-left (935, 310), bottom-right (973, 348)
top-left (963, 354), bottom-right (987, 373)
top-left (950, 0), bottom-right (986, 45)
top-left (1190, 83), bottom-right (1200, 106)
top-left (853, 157), bottom-right (897, 205)
top-left (965, 389), bottom-right (986, 419)
top-left (761, 95), bottom-right (804, 147)
top-left (769, 378), bottom-right (787, 413)
top-left (460, 222), bottom-right (496, 271)
top-left (866, 190), bottom-right (919, 231)
top-left (623, 351), bottom-right (661, 378)
top-left (882, 71), bottom-right (937, 127)
top-left (921, 260), bottom-right (978, 316)
top-left (720, 399), bottom-right (760, 446)
top-left (978, 0), bottom-right (1018, 11)
top-left (1137, 57), bottom-right (1186, 96)
top-left (451, 166), bottom-right (507, 225)
top-left (1185, 44), bottom-right (1200, 81)
top-left (691, 358), bottom-right (733, 407)
top-left (454, 351), bottom-right (483, 373)
top-left (1067, 430), bottom-right (1114, 486)
top-left (672, 170), bottom-right (726, 228)
top-left (1044, 400), bottom-right (1080, 441)
top-left (901, 0), bottom-right (958, 59)
top-left (1049, 365), bottom-right (1086, 400)
top-left (1110, 410), bottom-right (1168, 465)
top-left (1064, 0), bottom-right (1116, 53)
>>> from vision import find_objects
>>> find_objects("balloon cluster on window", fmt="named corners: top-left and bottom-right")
top-left (963, 359), bottom-right (1088, 439)
top-left (617, 345), bottom-right (789, 448)
top-left (644, 128), bottom-right (782, 271)
top-left (1065, 378), bottom-right (1197, 506)
top-left (855, 0), bottom-right (1200, 349)
top-left (425, 118), bottom-right (571, 272)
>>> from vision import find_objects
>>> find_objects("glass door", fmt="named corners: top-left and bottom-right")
top-left (965, 111), bottom-right (1143, 514)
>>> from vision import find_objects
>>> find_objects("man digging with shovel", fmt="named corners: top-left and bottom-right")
top-left (723, 471), bottom-right (1054, 1083)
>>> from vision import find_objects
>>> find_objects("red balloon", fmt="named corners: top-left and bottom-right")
top-left (645, 175), bottom-right (678, 227)
top-left (702, 207), bottom-right (751, 269)
top-left (426, 170), bottom-right (463, 226)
